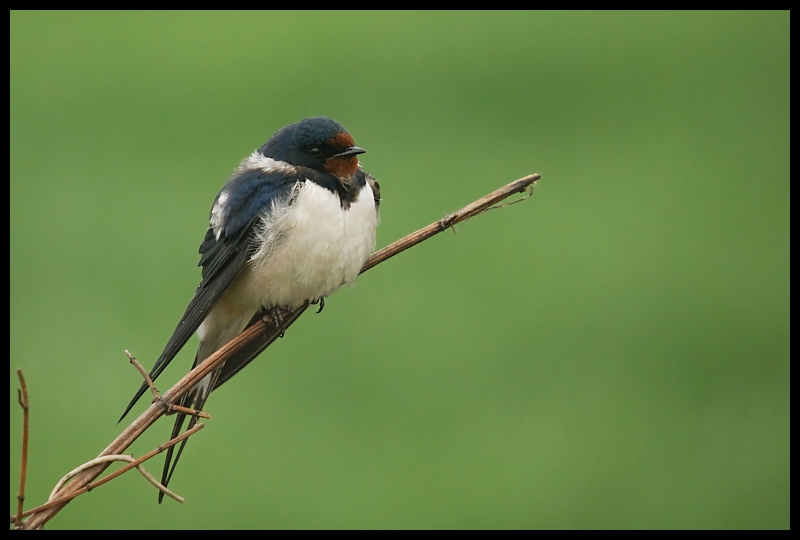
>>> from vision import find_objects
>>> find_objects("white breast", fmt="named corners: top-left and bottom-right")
top-left (227, 180), bottom-right (379, 311)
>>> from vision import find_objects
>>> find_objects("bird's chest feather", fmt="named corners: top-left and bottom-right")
top-left (232, 180), bottom-right (378, 309)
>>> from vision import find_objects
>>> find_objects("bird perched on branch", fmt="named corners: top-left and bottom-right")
top-left (119, 117), bottom-right (380, 501)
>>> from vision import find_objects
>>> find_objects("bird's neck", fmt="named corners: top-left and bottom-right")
top-left (301, 168), bottom-right (366, 210)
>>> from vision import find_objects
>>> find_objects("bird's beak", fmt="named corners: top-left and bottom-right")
top-left (332, 146), bottom-right (366, 159)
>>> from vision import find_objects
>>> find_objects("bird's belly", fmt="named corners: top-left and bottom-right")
top-left (228, 181), bottom-right (378, 310)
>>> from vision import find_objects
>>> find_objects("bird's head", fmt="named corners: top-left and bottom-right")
top-left (258, 117), bottom-right (365, 177)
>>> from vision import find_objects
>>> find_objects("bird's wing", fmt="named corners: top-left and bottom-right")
top-left (365, 172), bottom-right (381, 208)
top-left (119, 168), bottom-right (298, 422)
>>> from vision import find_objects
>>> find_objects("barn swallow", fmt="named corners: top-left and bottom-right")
top-left (119, 117), bottom-right (380, 501)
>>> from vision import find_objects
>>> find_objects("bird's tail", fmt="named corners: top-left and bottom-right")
top-left (158, 361), bottom-right (221, 503)
top-left (156, 305), bottom-right (308, 502)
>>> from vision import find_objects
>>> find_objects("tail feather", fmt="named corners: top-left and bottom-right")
top-left (155, 305), bottom-right (308, 502)
top-left (159, 397), bottom-right (190, 504)
top-left (162, 414), bottom-right (198, 499)
top-left (158, 364), bottom-right (221, 503)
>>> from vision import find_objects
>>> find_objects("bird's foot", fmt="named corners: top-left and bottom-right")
top-left (313, 297), bottom-right (326, 314)
top-left (269, 307), bottom-right (286, 338)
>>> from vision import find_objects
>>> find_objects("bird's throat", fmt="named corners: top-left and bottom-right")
top-left (324, 155), bottom-right (360, 178)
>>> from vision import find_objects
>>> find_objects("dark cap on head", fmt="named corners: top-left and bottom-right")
top-left (258, 117), bottom-right (363, 172)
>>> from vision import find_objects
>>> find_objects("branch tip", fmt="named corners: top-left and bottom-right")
top-left (15, 368), bottom-right (30, 527)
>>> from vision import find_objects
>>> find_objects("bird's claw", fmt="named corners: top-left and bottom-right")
top-left (270, 308), bottom-right (286, 338)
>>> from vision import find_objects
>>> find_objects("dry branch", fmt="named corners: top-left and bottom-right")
top-left (124, 349), bottom-right (212, 419)
top-left (48, 454), bottom-right (184, 505)
top-left (16, 423), bottom-right (205, 521)
top-left (15, 173), bottom-right (540, 529)
top-left (14, 370), bottom-right (30, 529)
top-left (124, 349), bottom-right (159, 400)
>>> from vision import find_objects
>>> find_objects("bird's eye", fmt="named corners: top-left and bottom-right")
top-left (309, 147), bottom-right (321, 156)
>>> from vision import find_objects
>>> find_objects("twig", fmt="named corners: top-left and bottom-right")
top-left (14, 369), bottom-right (30, 529)
top-left (48, 455), bottom-right (184, 505)
top-left (360, 174), bottom-right (539, 273)
top-left (16, 423), bottom-right (204, 521)
top-left (170, 405), bottom-right (212, 419)
top-left (125, 349), bottom-right (159, 400)
top-left (18, 173), bottom-right (541, 529)
top-left (125, 349), bottom-right (211, 419)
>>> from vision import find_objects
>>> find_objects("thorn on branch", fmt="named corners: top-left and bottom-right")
top-left (437, 214), bottom-right (457, 234)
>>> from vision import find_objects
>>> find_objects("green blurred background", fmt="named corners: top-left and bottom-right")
top-left (10, 11), bottom-right (789, 529)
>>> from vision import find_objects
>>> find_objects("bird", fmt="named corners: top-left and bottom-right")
top-left (118, 116), bottom-right (380, 501)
